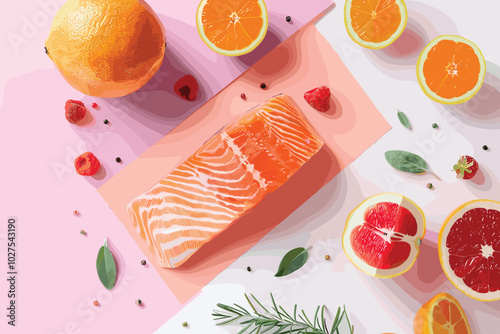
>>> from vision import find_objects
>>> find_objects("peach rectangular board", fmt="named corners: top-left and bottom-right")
top-left (98, 24), bottom-right (392, 304)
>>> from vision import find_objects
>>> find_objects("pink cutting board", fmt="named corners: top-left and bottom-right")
top-left (98, 24), bottom-right (391, 304)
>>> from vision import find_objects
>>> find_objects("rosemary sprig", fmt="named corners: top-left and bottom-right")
top-left (212, 293), bottom-right (354, 334)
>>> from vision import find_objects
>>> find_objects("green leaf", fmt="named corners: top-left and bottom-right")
top-left (96, 239), bottom-right (117, 290)
top-left (274, 247), bottom-right (310, 277)
top-left (385, 150), bottom-right (429, 174)
top-left (397, 110), bottom-right (411, 130)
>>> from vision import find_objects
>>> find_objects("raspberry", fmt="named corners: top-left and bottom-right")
top-left (65, 99), bottom-right (87, 123)
top-left (74, 152), bottom-right (101, 176)
top-left (304, 86), bottom-right (331, 112)
top-left (174, 75), bottom-right (198, 101)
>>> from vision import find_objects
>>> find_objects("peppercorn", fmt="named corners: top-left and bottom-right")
top-left (92, 103), bottom-right (98, 109)
top-left (324, 255), bottom-right (331, 261)
top-left (247, 266), bottom-right (252, 272)
top-left (182, 322), bottom-right (188, 327)
top-left (432, 123), bottom-right (438, 129)
top-left (135, 299), bottom-right (142, 306)
top-left (73, 210), bottom-right (79, 216)
top-left (44, 46), bottom-right (49, 54)
top-left (240, 93), bottom-right (246, 100)
top-left (93, 300), bottom-right (99, 306)
top-left (80, 229), bottom-right (86, 235)
top-left (427, 183), bottom-right (433, 189)
top-left (260, 83), bottom-right (267, 89)
top-left (115, 157), bottom-right (122, 163)
top-left (141, 260), bottom-right (146, 266)
top-left (483, 145), bottom-right (489, 151)
top-left (286, 16), bottom-right (291, 22)
top-left (103, 119), bottom-right (109, 125)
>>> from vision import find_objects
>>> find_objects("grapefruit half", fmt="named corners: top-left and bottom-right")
top-left (343, 193), bottom-right (425, 278)
top-left (439, 199), bottom-right (500, 301)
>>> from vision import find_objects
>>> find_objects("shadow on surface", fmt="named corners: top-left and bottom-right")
top-left (441, 62), bottom-right (500, 128)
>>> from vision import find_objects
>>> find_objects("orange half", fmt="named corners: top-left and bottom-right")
top-left (196, 0), bottom-right (268, 56)
top-left (417, 35), bottom-right (486, 104)
top-left (344, 0), bottom-right (407, 49)
top-left (414, 293), bottom-right (471, 334)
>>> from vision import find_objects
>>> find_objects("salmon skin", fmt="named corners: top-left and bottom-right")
top-left (128, 94), bottom-right (324, 268)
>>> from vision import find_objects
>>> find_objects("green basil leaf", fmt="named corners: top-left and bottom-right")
top-left (96, 239), bottom-right (117, 290)
top-left (275, 247), bottom-right (310, 277)
top-left (397, 110), bottom-right (411, 130)
top-left (385, 150), bottom-right (429, 174)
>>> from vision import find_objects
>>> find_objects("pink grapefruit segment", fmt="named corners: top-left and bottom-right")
top-left (351, 202), bottom-right (418, 269)
top-left (343, 193), bottom-right (425, 278)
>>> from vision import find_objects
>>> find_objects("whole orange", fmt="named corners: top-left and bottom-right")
top-left (45, 0), bottom-right (166, 97)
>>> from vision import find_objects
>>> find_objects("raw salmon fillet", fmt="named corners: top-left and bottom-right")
top-left (128, 94), bottom-right (324, 268)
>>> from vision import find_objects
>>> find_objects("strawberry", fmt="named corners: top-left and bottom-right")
top-left (65, 99), bottom-right (87, 123)
top-left (304, 86), bottom-right (330, 112)
top-left (453, 155), bottom-right (479, 179)
top-left (74, 152), bottom-right (101, 176)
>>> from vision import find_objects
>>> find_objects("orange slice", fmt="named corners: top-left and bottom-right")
top-left (417, 35), bottom-right (486, 104)
top-left (414, 293), bottom-right (471, 334)
top-left (196, 0), bottom-right (268, 56)
top-left (344, 0), bottom-right (407, 49)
